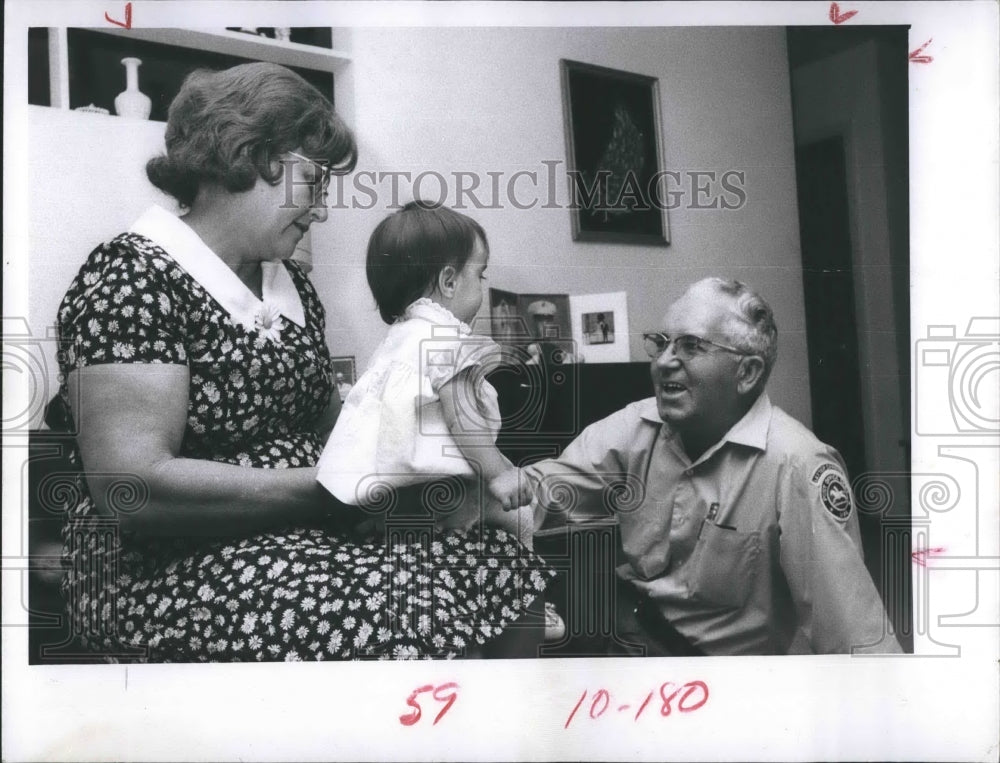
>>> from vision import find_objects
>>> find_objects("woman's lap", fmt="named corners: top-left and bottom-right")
top-left (70, 525), bottom-right (554, 661)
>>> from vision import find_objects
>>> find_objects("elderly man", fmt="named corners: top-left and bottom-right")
top-left (527, 278), bottom-right (901, 655)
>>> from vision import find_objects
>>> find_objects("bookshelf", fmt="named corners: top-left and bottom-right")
top-left (33, 27), bottom-right (348, 116)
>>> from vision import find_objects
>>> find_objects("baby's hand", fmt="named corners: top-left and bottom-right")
top-left (489, 467), bottom-right (535, 511)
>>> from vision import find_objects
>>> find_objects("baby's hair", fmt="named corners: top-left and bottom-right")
top-left (366, 200), bottom-right (489, 324)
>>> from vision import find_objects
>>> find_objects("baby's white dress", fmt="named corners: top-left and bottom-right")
top-left (317, 299), bottom-right (536, 545)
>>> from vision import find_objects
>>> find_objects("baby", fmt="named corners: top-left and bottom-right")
top-left (317, 201), bottom-right (538, 547)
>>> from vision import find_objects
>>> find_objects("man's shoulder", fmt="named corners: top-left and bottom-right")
top-left (576, 397), bottom-right (660, 440)
top-left (766, 405), bottom-right (845, 475)
top-left (766, 406), bottom-right (859, 525)
top-left (602, 397), bottom-right (661, 427)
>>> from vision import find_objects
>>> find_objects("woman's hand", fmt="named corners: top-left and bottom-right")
top-left (488, 467), bottom-right (535, 511)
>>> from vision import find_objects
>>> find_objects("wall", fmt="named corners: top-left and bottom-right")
top-left (26, 106), bottom-right (176, 426)
top-left (314, 27), bottom-right (811, 423)
top-left (27, 27), bottom-right (812, 428)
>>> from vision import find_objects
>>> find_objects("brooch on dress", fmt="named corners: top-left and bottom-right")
top-left (254, 302), bottom-right (285, 344)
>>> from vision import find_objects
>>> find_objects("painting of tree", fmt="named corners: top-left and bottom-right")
top-left (561, 59), bottom-right (669, 245)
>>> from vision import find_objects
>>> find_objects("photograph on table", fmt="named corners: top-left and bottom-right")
top-left (331, 356), bottom-right (356, 400)
top-left (518, 293), bottom-right (572, 342)
top-left (569, 291), bottom-right (630, 363)
top-left (583, 311), bottom-right (614, 344)
top-left (489, 288), bottom-right (577, 365)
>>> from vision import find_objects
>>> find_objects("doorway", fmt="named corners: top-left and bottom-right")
top-left (794, 135), bottom-right (867, 481)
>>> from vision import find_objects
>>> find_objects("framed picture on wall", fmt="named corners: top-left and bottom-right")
top-left (330, 356), bottom-right (356, 400)
top-left (560, 59), bottom-right (670, 246)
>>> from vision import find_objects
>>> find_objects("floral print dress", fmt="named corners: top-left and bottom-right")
top-left (55, 206), bottom-right (553, 661)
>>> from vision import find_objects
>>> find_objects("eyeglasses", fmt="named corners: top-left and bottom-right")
top-left (285, 150), bottom-right (332, 202)
top-left (642, 332), bottom-right (749, 361)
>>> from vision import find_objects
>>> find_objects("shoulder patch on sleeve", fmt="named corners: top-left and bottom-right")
top-left (811, 463), bottom-right (853, 520)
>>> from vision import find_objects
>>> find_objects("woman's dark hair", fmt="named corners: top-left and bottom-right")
top-left (366, 201), bottom-right (488, 324)
top-left (146, 62), bottom-right (357, 208)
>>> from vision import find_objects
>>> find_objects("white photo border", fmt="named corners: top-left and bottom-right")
top-left (569, 291), bottom-right (630, 362)
top-left (3, 2), bottom-right (998, 761)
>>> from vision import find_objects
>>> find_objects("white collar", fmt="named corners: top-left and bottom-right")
top-left (129, 205), bottom-right (305, 330)
top-left (722, 392), bottom-right (772, 451)
top-left (402, 298), bottom-right (473, 335)
top-left (641, 392), bottom-right (773, 465)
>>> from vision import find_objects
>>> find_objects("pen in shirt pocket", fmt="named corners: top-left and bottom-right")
top-left (706, 502), bottom-right (737, 531)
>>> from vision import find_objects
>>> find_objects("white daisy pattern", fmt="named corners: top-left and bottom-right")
top-left (254, 302), bottom-right (285, 344)
top-left (54, 233), bottom-right (554, 662)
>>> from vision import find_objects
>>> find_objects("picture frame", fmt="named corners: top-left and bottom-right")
top-left (330, 356), bottom-right (356, 399)
top-left (489, 288), bottom-right (572, 339)
top-left (560, 59), bottom-right (670, 245)
top-left (488, 288), bottom-right (578, 364)
top-left (569, 291), bottom-right (631, 363)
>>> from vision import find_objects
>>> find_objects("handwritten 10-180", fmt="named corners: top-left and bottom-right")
top-left (565, 681), bottom-right (710, 728)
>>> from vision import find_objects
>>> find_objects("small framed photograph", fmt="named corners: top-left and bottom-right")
top-left (488, 288), bottom-right (530, 345)
top-left (489, 289), bottom-right (573, 345)
top-left (569, 291), bottom-right (631, 363)
top-left (561, 59), bottom-right (670, 246)
top-left (582, 311), bottom-right (616, 345)
top-left (330, 356), bottom-right (356, 399)
top-left (518, 293), bottom-right (572, 342)
top-left (488, 289), bottom-right (579, 364)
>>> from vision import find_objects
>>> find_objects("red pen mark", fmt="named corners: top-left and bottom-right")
top-left (566, 682), bottom-right (708, 728)
top-left (430, 682), bottom-right (459, 726)
top-left (398, 682), bottom-right (460, 727)
top-left (659, 682), bottom-right (682, 716)
top-left (912, 547), bottom-right (946, 566)
top-left (105, 2), bottom-right (133, 29)
top-left (909, 39), bottom-right (934, 64)
top-left (399, 683), bottom-right (434, 726)
top-left (588, 690), bottom-right (610, 719)
top-left (828, 2), bottom-right (858, 24)
top-left (564, 689), bottom-right (587, 729)
top-left (634, 691), bottom-right (654, 721)
top-left (677, 681), bottom-right (710, 713)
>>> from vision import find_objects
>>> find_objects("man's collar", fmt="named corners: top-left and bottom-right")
top-left (722, 392), bottom-right (772, 450)
top-left (129, 205), bottom-right (306, 331)
top-left (640, 393), bottom-right (773, 461)
top-left (638, 398), bottom-right (663, 423)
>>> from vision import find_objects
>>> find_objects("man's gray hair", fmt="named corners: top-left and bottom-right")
top-left (702, 277), bottom-right (778, 382)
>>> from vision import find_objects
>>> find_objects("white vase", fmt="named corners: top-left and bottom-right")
top-left (114, 57), bottom-right (151, 120)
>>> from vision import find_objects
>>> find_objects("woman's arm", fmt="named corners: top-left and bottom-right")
top-left (438, 369), bottom-right (532, 510)
top-left (314, 385), bottom-right (343, 442)
top-left (70, 363), bottom-right (339, 538)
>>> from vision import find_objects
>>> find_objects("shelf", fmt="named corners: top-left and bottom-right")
top-left (94, 27), bottom-right (351, 73)
top-left (36, 27), bottom-right (348, 112)
top-left (36, 27), bottom-right (345, 119)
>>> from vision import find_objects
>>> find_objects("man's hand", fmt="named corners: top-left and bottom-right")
top-left (488, 467), bottom-right (535, 511)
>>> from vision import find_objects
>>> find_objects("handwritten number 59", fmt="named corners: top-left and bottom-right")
top-left (399, 682), bottom-right (460, 726)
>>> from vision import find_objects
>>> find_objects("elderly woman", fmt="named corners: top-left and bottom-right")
top-left (56, 62), bottom-right (551, 661)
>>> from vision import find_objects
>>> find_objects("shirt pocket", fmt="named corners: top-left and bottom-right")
top-left (685, 521), bottom-right (761, 609)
